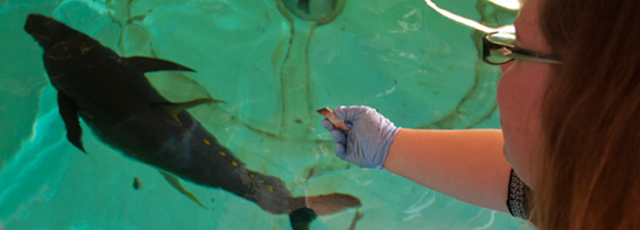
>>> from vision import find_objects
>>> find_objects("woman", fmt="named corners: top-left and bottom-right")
top-left (322, 0), bottom-right (640, 228)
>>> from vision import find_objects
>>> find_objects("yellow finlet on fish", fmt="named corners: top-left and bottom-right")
top-left (160, 171), bottom-right (208, 209)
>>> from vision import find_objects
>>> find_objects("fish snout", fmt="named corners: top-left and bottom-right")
top-left (25, 14), bottom-right (52, 35)
top-left (24, 14), bottom-right (67, 48)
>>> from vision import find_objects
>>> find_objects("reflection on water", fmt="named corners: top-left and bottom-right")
top-left (0, 0), bottom-right (526, 229)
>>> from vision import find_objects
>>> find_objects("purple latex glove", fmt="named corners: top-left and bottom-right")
top-left (321, 106), bottom-right (400, 170)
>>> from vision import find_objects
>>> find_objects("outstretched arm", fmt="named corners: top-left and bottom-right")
top-left (384, 128), bottom-right (510, 212)
top-left (322, 106), bottom-right (512, 213)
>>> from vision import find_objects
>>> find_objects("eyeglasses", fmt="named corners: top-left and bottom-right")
top-left (482, 31), bottom-right (562, 65)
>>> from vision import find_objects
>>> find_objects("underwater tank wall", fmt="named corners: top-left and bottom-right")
top-left (0, 0), bottom-right (527, 229)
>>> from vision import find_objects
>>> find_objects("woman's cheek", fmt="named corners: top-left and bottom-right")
top-left (496, 61), bottom-right (527, 180)
top-left (500, 61), bottom-right (515, 74)
top-left (496, 62), bottom-right (551, 188)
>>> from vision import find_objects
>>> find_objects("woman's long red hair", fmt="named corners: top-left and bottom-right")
top-left (534, 0), bottom-right (640, 229)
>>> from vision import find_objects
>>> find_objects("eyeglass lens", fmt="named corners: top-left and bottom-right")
top-left (484, 33), bottom-right (516, 64)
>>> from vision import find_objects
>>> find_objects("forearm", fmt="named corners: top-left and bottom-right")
top-left (383, 129), bottom-right (511, 213)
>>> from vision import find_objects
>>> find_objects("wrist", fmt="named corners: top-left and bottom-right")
top-left (376, 127), bottom-right (401, 170)
top-left (382, 128), bottom-right (409, 171)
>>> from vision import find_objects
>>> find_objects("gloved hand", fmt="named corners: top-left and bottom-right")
top-left (321, 106), bottom-right (400, 170)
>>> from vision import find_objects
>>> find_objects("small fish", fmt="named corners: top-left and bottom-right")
top-left (133, 177), bottom-right (142, 190)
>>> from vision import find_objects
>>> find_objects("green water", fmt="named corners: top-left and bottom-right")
top-left (0, 0), bottom-right (527, 229)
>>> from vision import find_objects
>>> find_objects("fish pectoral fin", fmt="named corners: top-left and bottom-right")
top-left (159, 171), bottom-right (208, 209)
top-left (57, 92), bottom-right (86, 154)
top-left (125, 56), bottom-right (195, 73)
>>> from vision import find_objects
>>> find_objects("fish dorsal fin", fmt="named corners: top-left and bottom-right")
top-left (156, 98), bottom-right (225, 117)
top-left (125, 56), bottom-right (195, 73)
top-left (159, 171), bottom-right (208, 209)
top-left (156, 98), bottom-right (225, 127)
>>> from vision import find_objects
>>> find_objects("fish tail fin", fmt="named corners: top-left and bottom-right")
top-left (305, 193), bottom-right (362, 216)
top-left (289, 207), bottom-right (317, 230)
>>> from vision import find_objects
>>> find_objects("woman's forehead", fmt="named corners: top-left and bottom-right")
top-left (514, 0), bottom-right (548, 51)
top-left (515, 0), bottom-right (539, 31)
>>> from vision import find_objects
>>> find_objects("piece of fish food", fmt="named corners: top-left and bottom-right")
top-left (25, 14), bottom-right (361, 230)
top-left (316, 107), bottom-right (350, 131)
